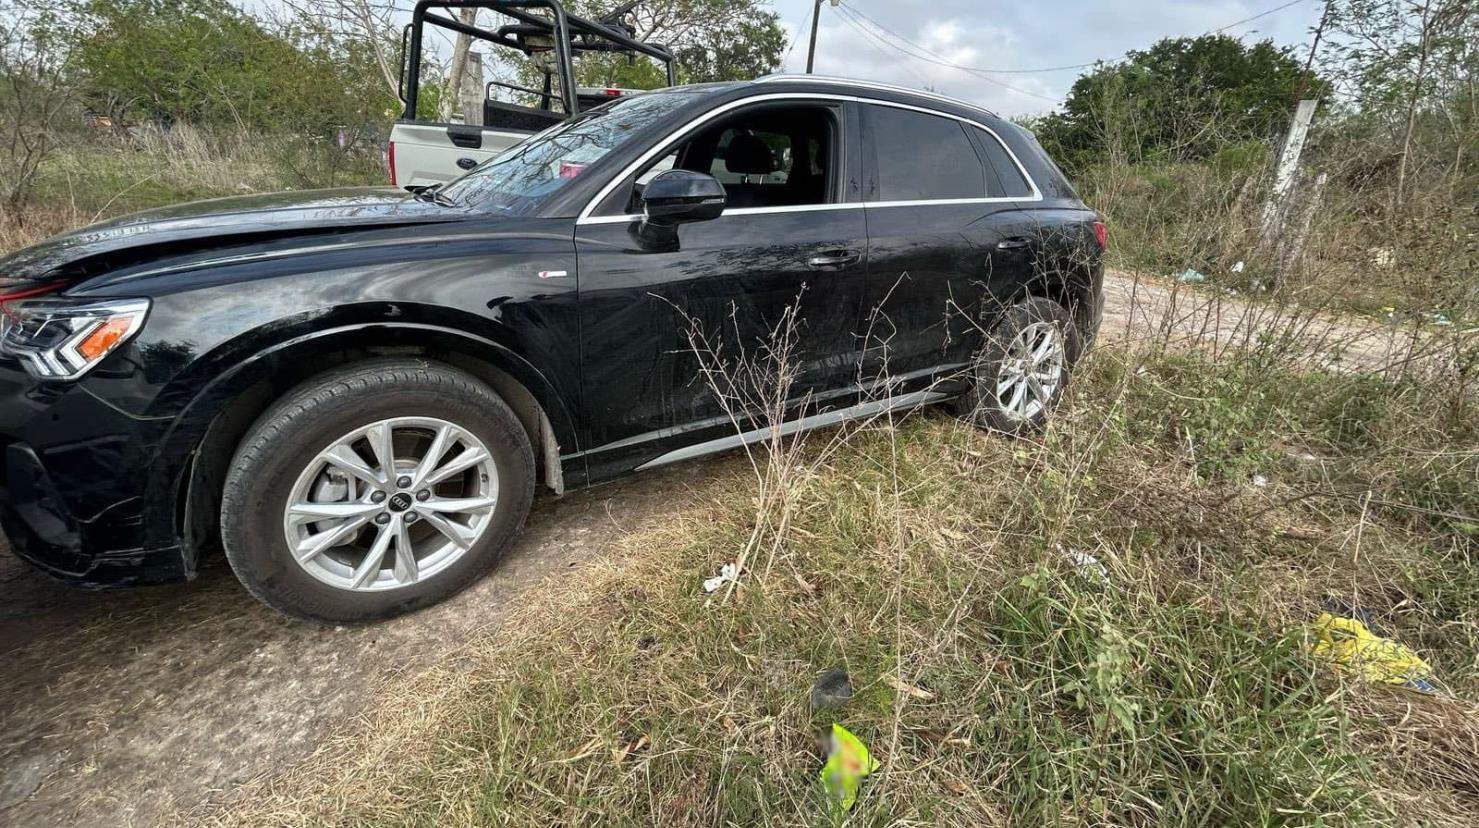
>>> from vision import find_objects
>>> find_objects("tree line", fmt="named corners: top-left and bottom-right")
top-left (1, 0), bottom-right (1473, 234)
top-left (5, 0), bottom-right (787, 133)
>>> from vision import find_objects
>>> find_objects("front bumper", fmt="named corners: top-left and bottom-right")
top-left (0, 366), bottom-right (192, 587)
top-left (1, 443), bottom-right (190, 587)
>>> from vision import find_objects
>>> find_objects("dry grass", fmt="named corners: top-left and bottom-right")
top-left (190, 336), bottom-right (1479, 827)
top-left (0, 126), bottom-right (274, 254)
top-left (1081, 141), bottom-right (1478, 328)
top-left (0, 124), bottom-right (381, 256)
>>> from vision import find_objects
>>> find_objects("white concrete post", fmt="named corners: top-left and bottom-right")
top-left (461, 52), bottom-right (484, 126)
top-left (1260, 99), bottom-right (1318, 240)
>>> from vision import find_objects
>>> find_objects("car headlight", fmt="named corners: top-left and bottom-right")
top-left (0, 291), bottom-right (151, 381)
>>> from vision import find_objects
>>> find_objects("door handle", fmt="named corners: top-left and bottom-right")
top-left (996, 237), bottom-right (1033, 251)
top-left (807, 248), bottom-right (862, 269)
top-left (447, 126), bottom-right (484, 149)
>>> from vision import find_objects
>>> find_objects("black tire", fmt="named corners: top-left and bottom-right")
top-left (221, 359), bottom-right (535, 623)
top-left (948, 296), bottom-right (1082, 436)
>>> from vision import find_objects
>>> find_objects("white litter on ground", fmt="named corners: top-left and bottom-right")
top-left (1057, 544), bottom-right (1110, 584)
top-left (702, 562), bottom-right (739, 593)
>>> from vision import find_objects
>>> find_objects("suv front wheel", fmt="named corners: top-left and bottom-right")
top-left (951, 296), bottom-right (1081, 435)
top-left (221, 359), bottom-right (535, 623)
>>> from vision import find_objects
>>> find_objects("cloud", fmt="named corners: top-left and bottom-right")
top-left (772, 0), bottom-right (1322, 116)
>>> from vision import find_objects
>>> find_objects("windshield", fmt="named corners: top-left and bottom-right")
top-left (440, 91), bottom-right (694, 213)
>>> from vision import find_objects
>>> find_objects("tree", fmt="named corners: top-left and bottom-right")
top-left (284, 0), bottom-right (786, 123)
top-left (61, 0), bottom-right (395, 132)
top-left (0, 11), bottom-right (78, 216)
top-left (673, 8), bottom-right (786, 84)
top-left (276, 0), bottom-right (405, 102)
top-left (495, 0), bottom-right (785, 107)
top-left (444, 5), bottom-right (482, 121)
top-left (1322, 0), bottom-right (1477, 208)
top-left (1035, 35), bottom-right (1329, 170)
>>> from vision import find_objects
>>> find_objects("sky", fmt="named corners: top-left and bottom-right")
top-left (767, 0), bottom-right (1325, 116)
top-left (234, 0), bottom-right (1327, 117)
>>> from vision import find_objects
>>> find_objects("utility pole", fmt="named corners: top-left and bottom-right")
top-left (1293, 0), bottom-right (1334, 104)
top-left (1260, 97), bottom-right (1319, 274)
top-left (805, 0), bottom-right (823, 73)
top-left (460, 52), bottom-right (485, 126)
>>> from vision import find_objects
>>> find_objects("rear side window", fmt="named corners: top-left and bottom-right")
top-left (867, 105), bottom-right (984, 201)
top-left (970, 126), bottom-right (1035, 198)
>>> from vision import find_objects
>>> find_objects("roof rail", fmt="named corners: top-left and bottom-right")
top-left (753, 73), bottom-right (996, 116)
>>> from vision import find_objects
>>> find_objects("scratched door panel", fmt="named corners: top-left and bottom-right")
top-left (574, 208), bottom-right (868, 480)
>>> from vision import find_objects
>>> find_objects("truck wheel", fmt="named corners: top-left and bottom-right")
top-left (950, 296), bottom-right (1081, 435)
top-left (221, 359), bottom-right (535, 623)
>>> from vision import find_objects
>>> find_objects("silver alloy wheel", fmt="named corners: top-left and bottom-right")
top-left (994, 321), bottom-right (1066, 422)
top-left (282, 416), bottom-right (499, 592)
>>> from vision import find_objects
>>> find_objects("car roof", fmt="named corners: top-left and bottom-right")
top-left (642, 75), bottom-right (1000, 126)
top-left (624, 76), bottom-right (1000, 123)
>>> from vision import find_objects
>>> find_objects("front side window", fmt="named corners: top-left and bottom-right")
top-left (440, 91), bottom-right (692, 214)
top-left (707, 127), bottom-right (794, 186)
top-left (617, 103), bottom-right (836, 213)
top-left (868, 105), bottom-right (985, 202)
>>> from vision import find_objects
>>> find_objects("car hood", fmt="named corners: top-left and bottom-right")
top-left (0, 187), bottom-right (468, 285)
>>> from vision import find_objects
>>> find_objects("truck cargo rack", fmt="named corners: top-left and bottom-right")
top-left (399, 0), bottom-right (677, 124)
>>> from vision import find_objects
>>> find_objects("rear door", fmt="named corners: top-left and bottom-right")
top-left (858, 103), bottom-right (1041, 393)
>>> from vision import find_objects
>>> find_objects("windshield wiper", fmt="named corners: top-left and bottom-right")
top-left (414, 182), bottom-right (457, 207)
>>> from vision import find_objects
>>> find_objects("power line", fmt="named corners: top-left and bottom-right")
top-left (810, 0), bottom-right (1317, 108)
top-left (780, 2), bottom-right (814, 67)
top-left (1212, 0), bottom-right (1313, 33)
top-left (840, 3), bottom-right (1097, 75)
top-left (832, 5), bottom-right (935, 88)
top-left (833, 4), bottom-right (1061, 101)
top-left (837, 0), bottom-right (1315, 79)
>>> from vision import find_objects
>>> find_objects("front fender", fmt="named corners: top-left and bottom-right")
top-left (136, 316), bottom-right (581, 557)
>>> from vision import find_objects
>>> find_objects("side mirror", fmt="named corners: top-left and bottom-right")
top-left (641, 169), bottom-right (726, 227)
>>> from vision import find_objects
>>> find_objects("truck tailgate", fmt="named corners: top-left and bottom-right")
top-left (389, 122), bottom-right (533, 189)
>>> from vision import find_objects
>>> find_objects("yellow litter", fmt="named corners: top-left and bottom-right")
top-left (1311, 612), bottom-right (1437, 692)
top-left (819, 723), bottom-right (877, 811)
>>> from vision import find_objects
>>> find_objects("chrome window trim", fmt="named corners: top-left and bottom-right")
top-left (752, 74), bottom-right (996, 116)
top-left (574, 91), bottom-right (1041, 226)
top-left (579, 202), bottom-right (866, 226)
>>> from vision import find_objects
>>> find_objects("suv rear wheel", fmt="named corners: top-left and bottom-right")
top-left (221, 359), bottom-right (535, 622)
top-left (951, 296), bottom-right (1081, 435)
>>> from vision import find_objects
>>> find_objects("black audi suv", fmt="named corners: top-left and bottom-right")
top-left (0, 75), bottom-right (1104, 621)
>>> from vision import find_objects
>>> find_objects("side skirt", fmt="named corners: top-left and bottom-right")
top-left (634, 389), bottom-right (950, 472)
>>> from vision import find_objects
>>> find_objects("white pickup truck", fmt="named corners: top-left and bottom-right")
top-left (389, 0), bottom-right (675, 190)
top-left (390, 87), bottom-right (640, 189)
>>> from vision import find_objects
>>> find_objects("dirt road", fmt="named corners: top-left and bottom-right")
top-left (0, 272), bottom-right (1456, 827)
top-left (0, 458), bottom-right (745, 828)
top-left (1099, 272), bottom-right (1460, 375)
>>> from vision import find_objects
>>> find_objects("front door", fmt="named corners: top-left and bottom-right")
top-left (574, 100), bottom-right (868, 480)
